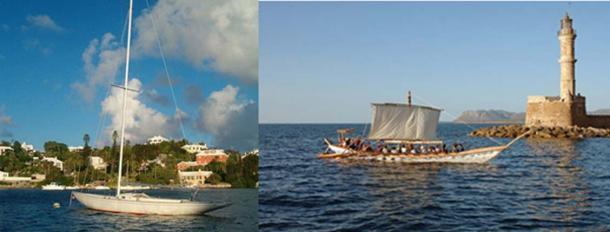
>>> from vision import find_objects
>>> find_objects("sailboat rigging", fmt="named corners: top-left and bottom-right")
top-left (71, 0), bottom-right (230, 215)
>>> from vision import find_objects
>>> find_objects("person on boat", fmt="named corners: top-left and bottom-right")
top-left (349, 140), bottom-right (358, 150)
top-left (374, 141), bottom-right (383, 154)
top-left (400, 145), bottom-right (407, 154)
top-left (354, 137), bottom-right (362, 149)
top-left (419, 145), bottom-right (427, 154)
top-left (382, 145), bottom-right (389, 154)
top-left (345, 138), bottom-right (353, 148)
top-left (457, 143), bottom-right (465, 152)
top-left (442, 144), bottom-right (448, 153)
top-left (361, 142), bottom-right (372, 152)
top-left (433, 145), bottom-right (440, 154)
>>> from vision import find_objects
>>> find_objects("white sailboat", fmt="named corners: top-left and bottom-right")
top-left (72, 0), bottom-right (230, 215)
top-left (42, 182), bottom-right (66, 190)
top-left (319, 94), bottom-right (529, 164)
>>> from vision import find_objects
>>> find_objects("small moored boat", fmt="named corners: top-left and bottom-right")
top-left (119, 185), bottom-right (151, 191)
top-left (42, 182), bottom-right (66, 190)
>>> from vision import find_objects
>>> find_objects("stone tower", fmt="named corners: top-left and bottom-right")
top-left (526, 14), bottom-right (610, 129)
top-left (558, 13), bottom-right (576, 101)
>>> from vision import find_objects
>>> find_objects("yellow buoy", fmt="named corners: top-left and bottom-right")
top-left (53, 202), bottom-right (60, 208)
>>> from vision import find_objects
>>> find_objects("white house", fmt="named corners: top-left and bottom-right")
top-left (68, 146), bottom-right (84, 152)
top-left (0, 146), bottom-right (13, 156)
top-left (41, 157), bottom-right (64, 171)
top-left (88, 156), bottom-right (108, 170)
top-left (243, 149), bottom-right (259, 158)
top-left (181, 144), bottom-right (208, 154)
top-left (20, 142), bottom-right (35, 152)
top-left (139, 154), bottom-right (167, 171)
top-left (178, 170), bottom-right (213, 187)
top-left (0, 171), bottom-right (33, 182)
top-left (147, 135), bottom-right (169, 145)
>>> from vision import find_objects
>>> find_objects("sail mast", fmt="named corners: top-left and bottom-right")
top-left (116, 0), bottom-right (133, 197)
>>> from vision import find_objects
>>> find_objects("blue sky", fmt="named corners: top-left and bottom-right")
top-left (0, 0), bottom-right (258, 151)
top-left (260, 2), bottom-right (610, 123)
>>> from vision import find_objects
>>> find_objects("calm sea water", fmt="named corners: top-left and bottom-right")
top-left (0, 188), bottom-right (257, 231)
top-left (259, 123), bottom-right (610, 231)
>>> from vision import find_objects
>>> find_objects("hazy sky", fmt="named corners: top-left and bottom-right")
top-left (0, 0), bottom-right (258, 151)
top-left (260, 2), bottom-right (610, 123)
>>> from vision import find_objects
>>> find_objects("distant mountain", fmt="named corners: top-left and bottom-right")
top-left (590, 109), bottom-right (610, 115)
top-left (454, 110), bottom-right (525, 124)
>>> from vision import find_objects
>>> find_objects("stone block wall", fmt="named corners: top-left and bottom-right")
top-left (583, 115), bottom-right (610, 128)
top-left (525, 96), bottom-right (573, 127)
top-left (526, 95), bottom-right (610, 128)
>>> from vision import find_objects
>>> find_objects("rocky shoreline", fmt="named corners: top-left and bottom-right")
top-left (470, 124), bottom-right (610, 139)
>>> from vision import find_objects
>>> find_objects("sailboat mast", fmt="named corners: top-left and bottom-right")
top-left (116, 0), bottom-right (133, 197)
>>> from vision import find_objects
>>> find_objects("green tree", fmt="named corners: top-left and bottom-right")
top-left (43, 141), bottom-right (69, 160)
top-left (83, 134), bottom-right (90, 147)
top-left (225, 154), bottom-right (246, 188)
top-left (11, 141), bottom-right (24, 155)
top-left (242, 154), bottom-right (259, 187)
top-left (206, 173), bottom-right (222, 185)
top-left (203, 161), bottom-right (226, 179)
top-left (82, 134), bottom-right (92, 157)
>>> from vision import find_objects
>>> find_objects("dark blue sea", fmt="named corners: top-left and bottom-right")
top-left (0, 188), bottom-right (257, 231)
top-left (259, 123), bottom-right (610, 231)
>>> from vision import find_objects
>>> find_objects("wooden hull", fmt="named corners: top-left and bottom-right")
top-left (319, 146), bottom-right (507, 164)
top-left (72, 192), bottom-right (230, 215)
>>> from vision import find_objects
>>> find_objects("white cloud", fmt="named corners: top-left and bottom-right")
top-left (100, 78), bottom-right (181, 145)
top-left (133, 0), bottom-right (258, 82)
top-left (196, 85), bottom-right (257, 151)
top-left (0, 113), bottom-right (11, 125)
top-left (0, 107), bottom-right (13, 138)
top-left (72, 33), bottom-right (125, 102)
top-left (26, 14), bottom-right (63, 32)
top-left (23, 38), bottom-right (52, 55)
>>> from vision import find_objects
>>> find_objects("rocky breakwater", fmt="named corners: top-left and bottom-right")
top-left (470, 124), bottom-right (610, 139)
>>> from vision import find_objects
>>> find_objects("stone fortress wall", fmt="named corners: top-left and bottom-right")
top-left (526, 95), bottom-right (610, 128)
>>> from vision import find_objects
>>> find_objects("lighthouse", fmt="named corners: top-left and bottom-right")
top-left (558, 13), bottom-right (576, 101)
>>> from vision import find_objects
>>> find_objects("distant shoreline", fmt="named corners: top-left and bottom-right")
top-left (259, 122), bottom-right (524, 125)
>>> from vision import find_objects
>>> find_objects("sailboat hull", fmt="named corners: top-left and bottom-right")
top-left (72, 192), bottom-right (230, 215)
top-left (319, 146), bottom-right (507, 164)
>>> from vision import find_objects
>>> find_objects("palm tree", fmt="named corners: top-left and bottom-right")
top-left (83, 133), bottom-right (90, 148)
top-left (112, 131), bottom-right (118, 147)
top-left (110, 130), bottom-right (118, 174)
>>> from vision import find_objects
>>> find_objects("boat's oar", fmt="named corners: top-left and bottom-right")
top-left (505, 130), bottom-right (532, 148)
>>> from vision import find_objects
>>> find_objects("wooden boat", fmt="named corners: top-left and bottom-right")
top-left (319, 96), bottom-right (528, 164)
top-left (72, 0), bottom-right (230, 216)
